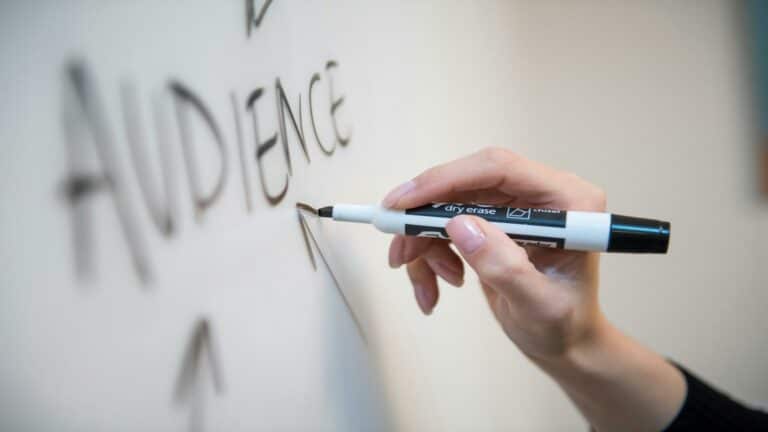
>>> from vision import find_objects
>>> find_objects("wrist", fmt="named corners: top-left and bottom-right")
top-left (528, 315), bottom-right (686, 432)
top-left (530, 312), bottom-right (617, 379)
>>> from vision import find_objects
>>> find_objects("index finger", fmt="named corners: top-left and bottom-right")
top-left (381, 147), bottom-right (605, 211)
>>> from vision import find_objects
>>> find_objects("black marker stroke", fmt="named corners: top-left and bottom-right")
top-left (325, 61), bottom-right (350, 147)
top-left (246, 0), bottom-right (274, 37)
top-left (61, 61), bottom-right (151, 283)
top-left (297, 206), bottom-right (367, 344)
top-left (297, 208), bottom-right (318, 271)
top-left (296, 201), bottom-right (319, 270)
top-left (295, 201), bottom-right (317, 215)
top-left (121, 82), bottom-right (176, 236)
top-left (308, 73), bottom-right (335, 156)
top-left (231, 92), bottom-right (253, 212)
top-left (275, 78), bottom-right (310, 175)
top-left (170, 81), bottom-right (228, 219)
top-left (174, 318), bottom-right (224, 432)
top-left (246, 87), bottom-right (287, 206)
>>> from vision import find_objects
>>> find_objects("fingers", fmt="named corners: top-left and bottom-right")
top-left (388, 235), bottom-right (405, 268)
top-left (403, 237), bottom-right (435, 266)
top-left (382, 147), bottom-right (606, 211)
top-left (407, 258), bottom-right (439, 315)
top-left (389, 235), bottom-right (464, 286)
top-left (445, 215), bottom-right (548, 305)
top-left (391, 236), bottom-right (465, 315)
top-left (422, 241), bottom-right (464, 287)
top-left (390, 236), bottom-right (465, 285)
top-left (389, 236), bottom-right (443, 267)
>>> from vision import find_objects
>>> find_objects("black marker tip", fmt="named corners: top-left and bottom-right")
top-left (318, 206), bottom-right (333, 218)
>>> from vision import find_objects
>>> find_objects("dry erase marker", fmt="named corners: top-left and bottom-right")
top-left (317, 203), bottom-right (670, 253)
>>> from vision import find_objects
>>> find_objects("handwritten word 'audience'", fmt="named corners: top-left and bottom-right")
top-left (61, 60), bottom-right (351, 282)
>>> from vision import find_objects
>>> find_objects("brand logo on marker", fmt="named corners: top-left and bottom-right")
top-left (506, 208), bottom-right (531, 220)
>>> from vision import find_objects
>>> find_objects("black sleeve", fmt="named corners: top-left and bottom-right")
top-left (663, 363), bottom-right (768, 431)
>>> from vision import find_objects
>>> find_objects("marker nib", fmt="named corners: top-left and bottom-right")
top-left (318, 206), bottom-right (333, 218)
top-left (295, 202), bottom-right (318, 216)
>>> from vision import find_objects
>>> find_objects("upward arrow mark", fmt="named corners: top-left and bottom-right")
top-left (174, 318), bottom-right (224, 432)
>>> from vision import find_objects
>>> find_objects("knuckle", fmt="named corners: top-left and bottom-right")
top-left (403, 238), bottom-right (432, 263)
top-left (406, 262), bottom-right (422, 283)
top-left (536, 297), bottom-right (574, 327)
top-left (480, 146), bottom-right (516, 165)
top-left (414, 164), bottom-right (444, 185)
top-left (562, 173), bottom-right (607, 211)
top-left (586, 186), bottom-right (607, 211)
top-left (480, 255), bottom-right (530, 286)
top-left (589, 185), bottom-right (608, 210)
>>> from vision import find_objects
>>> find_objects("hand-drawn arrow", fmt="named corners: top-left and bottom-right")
top-left (174, 318), bottom-right (225, 432)
top-left (297, 204), bottom-right (368, 344)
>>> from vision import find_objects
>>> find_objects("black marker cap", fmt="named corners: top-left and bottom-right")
top-left (607, 214), bottom-right (670, 253)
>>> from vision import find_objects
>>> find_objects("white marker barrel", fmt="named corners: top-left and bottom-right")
top-left (323, 203), bottom-right (669, 253)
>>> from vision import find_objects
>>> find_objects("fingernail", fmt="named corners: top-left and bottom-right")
top-left (382, 180), bottom-right (416, 208)
top-left (434, 261), bottom-right (463, 287)
top-left (449, 217), bottom-right (486, 255)
top-left (414, 284), bottom-right (433, 315)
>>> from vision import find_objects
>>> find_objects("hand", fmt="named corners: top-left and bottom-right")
top-left (382, 147), bottom-right (685, 432)
top-left (382, 147), bottom-right (607, 361)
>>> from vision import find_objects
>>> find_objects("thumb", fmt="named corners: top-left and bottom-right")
top-left (445, 215), bottom-right (545, 302)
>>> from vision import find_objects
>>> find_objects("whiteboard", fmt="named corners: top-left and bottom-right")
top-left (1, 0), bottom-right (532, 430)
top-left (0, 1), bottom-right (404, 431)
top-left (6, 1), bottom-right (765, 432)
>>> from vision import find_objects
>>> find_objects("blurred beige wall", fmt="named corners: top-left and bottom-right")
top-left (513, 0), bottom-right (768, 405)
top-left (513, 0), bottom-right (768, 425)
top-left (370, 1), bottom-right (768, 430)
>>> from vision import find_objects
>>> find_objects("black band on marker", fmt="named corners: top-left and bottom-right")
top-left (607, 214), bottom-right (670, 253)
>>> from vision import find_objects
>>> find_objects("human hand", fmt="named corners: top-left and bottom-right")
top-left (383, 147), bottom-right (608, 361)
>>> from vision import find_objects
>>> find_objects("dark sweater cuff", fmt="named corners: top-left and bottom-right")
top-left (663, 362), bottom-right (767, 431)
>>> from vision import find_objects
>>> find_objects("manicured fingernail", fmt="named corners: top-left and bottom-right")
top-left (382, 180), bottom-right (416, 208)
top-left (449, 217), bottom-right (486, 255)
top-left (434, 261), bottom-right (463, 287)
top-left (414, 284), bottom-right (433, 315)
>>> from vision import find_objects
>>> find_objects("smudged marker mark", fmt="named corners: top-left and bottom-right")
top-left (174, 318), bottom-right (224, 432)
top-left (59, 174), bottom-right (107, 280)
top-left (297, 205), bottom-right (367, 344)
top-left (62, 175), bottom-right (107, 203)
